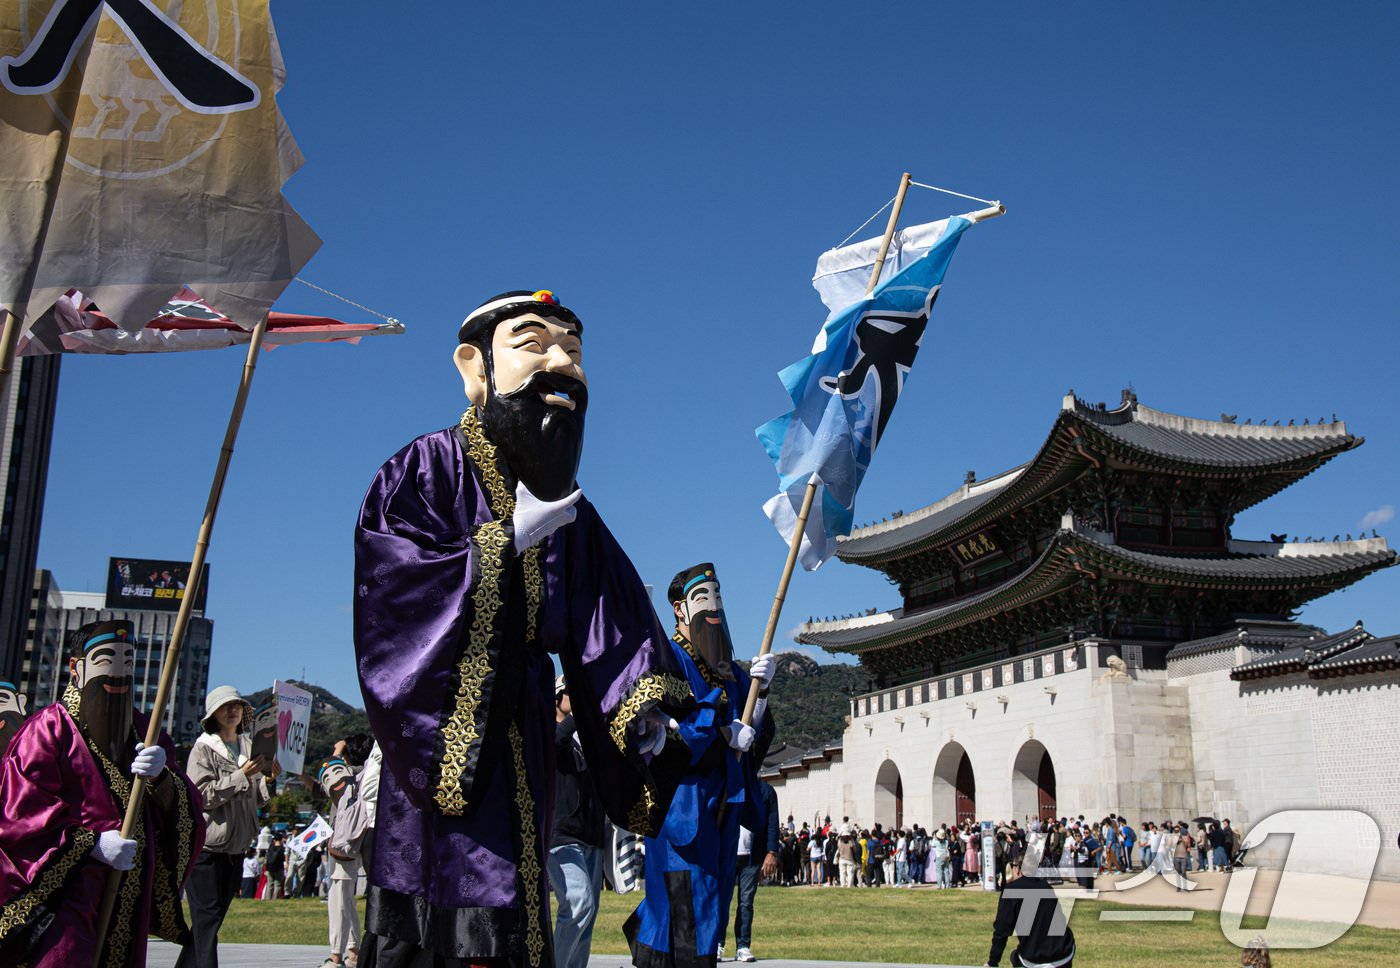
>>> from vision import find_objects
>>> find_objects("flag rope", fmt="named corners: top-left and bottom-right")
top-left (909, 180), bottom-right (999, 207)
top-left (293, 276), bottom-right (399, 323)
top-left (833, 195), bottom-right (897, 249)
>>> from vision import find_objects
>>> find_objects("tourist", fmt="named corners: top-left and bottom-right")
top-left (549, 676), bottom-right (606, 968)
top-left (933, 828), bottom-right (952, 888)
top-left (809, 830), bottom-right (825, 885)
top-left (179, 684), bottom-right (276, 968)
top-left (730, 778), bottom-right (780, 963)
top-left (264, 834), bottom-right (285, 900)
top-left (1222, 819), bottom-right (1237, 870)
top-left (240, 848), bottom-right (260, 899)
top-left (824, 828), bottom-right (839, 884)
top-left (837, 833), bottom-right (859, 887)
top-left (1208, 822), bottom-right (1229, 871)
top-left (962, 823), bottom-right (981, 886)
top-left (1120, 820), bottom-right (1137, 871)
top-left (982, 842), bottom-right (1076, 968)
top-left (1171, 824), bottom-right (1191, 890)
top-left (1196, 824), bottom-right (1209, 872)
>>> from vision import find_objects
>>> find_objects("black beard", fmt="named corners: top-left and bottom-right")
top-left (687, 608), bottom-right (734, 672)
top-left (80, 675), bottom-right (134, 765)
top-left (0, 711), bottom-right (24, 753)
top-left (478, 369), bottom-right (587, 502)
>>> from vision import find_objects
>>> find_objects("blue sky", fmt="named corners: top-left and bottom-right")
top-left (35, 2), bottom-right (1400, 704)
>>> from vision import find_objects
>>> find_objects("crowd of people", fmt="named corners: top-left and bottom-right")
top-left (763, 811), bottom-right (1242, 893)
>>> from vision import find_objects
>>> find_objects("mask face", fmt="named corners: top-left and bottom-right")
top-left (319, 759), bottom-right (354, 800)
top-left (677, 578), bottom-right (734, 673)
top-left (461, 313), bottom-right (589, 501)
top-left (72, 633), bottom-right (137, 764)
top-left (251, 700), bottom-right (278, 764)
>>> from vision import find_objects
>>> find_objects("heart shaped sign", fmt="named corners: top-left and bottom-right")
top-left (278, 709), bottom-right (292, 747)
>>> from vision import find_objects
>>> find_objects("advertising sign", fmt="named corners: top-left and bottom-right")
top-left (250, 680), bottom-right (313, 776)
top-left (981, 820), bottom-right (997, 891)
top-left (106, 557), bottom-right (209, 613)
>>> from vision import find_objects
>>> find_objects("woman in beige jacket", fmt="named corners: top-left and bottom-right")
top-left (176, 685), bottom-right (278, 968)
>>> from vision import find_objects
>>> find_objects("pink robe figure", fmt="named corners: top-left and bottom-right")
top-left (963, 833), bottom-right (980, 875)
top-left (0, 689), bottom-right (205, 967)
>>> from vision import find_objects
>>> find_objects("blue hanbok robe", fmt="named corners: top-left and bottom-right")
top-left (625, 636), bottom-right (775, 968)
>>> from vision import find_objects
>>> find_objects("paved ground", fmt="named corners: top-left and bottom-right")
top-left (146, 949), bottom-right (981, 968)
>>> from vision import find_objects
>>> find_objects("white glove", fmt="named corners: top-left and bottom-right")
top-left (748, 654), bottom-right (775, 686)
top-left (634, 709), bottom-right (678, 757)
top-left (512, 482), bottom-right (581, 553)
top-left (726, 718), bottom-right (756, 752)
top-left (91, 830), bottom-right (137, 871)
top-left (131, 742), bottom-right (166, 779)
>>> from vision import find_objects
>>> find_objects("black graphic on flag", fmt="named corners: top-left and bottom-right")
top-left (2, 0), bottom-right (259, 111)
top-left (818, 287), bottom-right (939, 448)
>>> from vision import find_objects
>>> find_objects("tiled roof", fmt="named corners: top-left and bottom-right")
top-left (1230, 623), bottom-right (1374, 679)
top-left (1310, 635), bottom-right (1400, 675)
top-left (837, 393), bottom-right (1359, 564)
top-left (1166, 619), bottom-right (1323, 661)
top-left (799, 524), bottom-right (1394, 654)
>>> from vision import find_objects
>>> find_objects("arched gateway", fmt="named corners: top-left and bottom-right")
top-left (874, 759), bottom-right (903, 830)
top-left (1012, 740), bottom-right (1056, 822)
top-left (932, 742), bottom-right (976, 825)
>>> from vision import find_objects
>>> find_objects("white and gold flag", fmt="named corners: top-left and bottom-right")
top-left (0, 1), bottom-right (320, 333)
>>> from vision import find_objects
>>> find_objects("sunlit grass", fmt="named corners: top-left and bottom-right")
top-left (211, 886), bottom-right (1398, 966)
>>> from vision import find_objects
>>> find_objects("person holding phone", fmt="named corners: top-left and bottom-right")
top-left (178, 685), bottom-right (278, 968)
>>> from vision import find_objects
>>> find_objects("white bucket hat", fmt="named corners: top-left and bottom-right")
top-left (202, 684), bottom-right (252, 730)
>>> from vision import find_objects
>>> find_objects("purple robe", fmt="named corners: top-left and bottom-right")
top-left (355, 421), bottom-right (694, 967)
top-left (0, 690), bottom-right (204, 967)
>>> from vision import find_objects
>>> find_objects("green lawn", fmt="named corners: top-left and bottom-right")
top-left (215, 887), bottom-right (1398, 966)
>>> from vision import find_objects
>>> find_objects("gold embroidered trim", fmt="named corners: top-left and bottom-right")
top-left (60, 686), bottom-right (144, 963)
top-left (153, 774), bottom-right (196, 940)
top-left (608, 673), bottom-right (693, 753)
top-left (672, 632), bottom-right (727, 690)
top-left (433, 519), bottom-right (509, 816)
top-left (460, 407), bottom-right (512, 516)
top-left (508, 723), bottom-right (545, 968)
top-left (625, 785), bottom-right (658, 836)
top-left (524, 545), bottom-right (542, 643)
top-left (0, 826), bottom-right (96, 942)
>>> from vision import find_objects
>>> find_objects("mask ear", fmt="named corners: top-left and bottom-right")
top-left (453, 344), bottom-right (488, 406)
top-left (69, 656), bottom-right (83, 688)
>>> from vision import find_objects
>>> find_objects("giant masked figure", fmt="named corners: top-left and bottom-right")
top-left (0, 620), bottom-right (204, 966)
top-left (625, 564), bottom-right (775, 968)
top-left (354, 289), bottom-right (696, 968)
top-left (0, 680), bottom-right (28, 757)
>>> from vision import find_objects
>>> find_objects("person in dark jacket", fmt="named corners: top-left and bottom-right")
top-left (726, 779), bottom-right (779, 961)
top-left (549, 676), bottom-right (607, 968)
top-left (984, 845), bottom-right (1075, 967)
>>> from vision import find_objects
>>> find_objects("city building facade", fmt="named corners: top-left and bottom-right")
top-left (27, 587), bottom-right (214, 745)
top-left (0, 355), bottom-right (61, 683)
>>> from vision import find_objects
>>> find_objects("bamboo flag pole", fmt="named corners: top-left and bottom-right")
top-left (738, 173), bottom-right (913, 731)
top-left (92, 311), bottom-right (273, 963)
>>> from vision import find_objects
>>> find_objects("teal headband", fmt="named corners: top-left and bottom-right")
top-left (683, 572), bottom-right (717, 594)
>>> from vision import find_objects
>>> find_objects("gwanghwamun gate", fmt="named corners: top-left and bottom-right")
top-left (765, 390), bottom-right (1400, 880)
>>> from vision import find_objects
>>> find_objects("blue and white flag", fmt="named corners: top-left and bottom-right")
top-left (756, 215), bottom-right (974, 570)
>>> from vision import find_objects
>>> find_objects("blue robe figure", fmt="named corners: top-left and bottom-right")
top-left (626, 563), bottom-right (776, 968)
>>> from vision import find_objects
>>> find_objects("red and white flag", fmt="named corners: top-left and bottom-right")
top-left (18, 287), bottom-right (402, 356)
